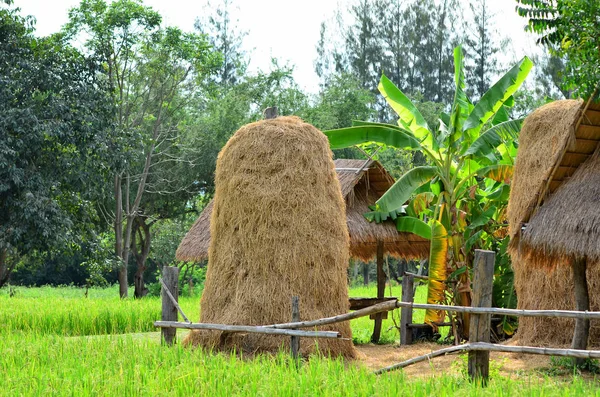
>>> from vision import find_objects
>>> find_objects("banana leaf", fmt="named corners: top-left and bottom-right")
top-left (396, 216), bottom-right (431, 240)
top-left (425, 220), bottom-right (448, 325)
top-left (463, 119), bottom-right (523, 158)
top-left (375, 166), bottom-right (437, 213)
top-left (463, 56), bottom-right (533, 131)
top-left (477, 164), bottom-right (513, 184)
top-left (324, 124), bottom-right (422, 150)
top-left (378, 73), bottom-right (433, 149)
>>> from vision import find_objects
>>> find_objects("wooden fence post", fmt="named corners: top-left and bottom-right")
top-left (400, 273), bottom-right (414, 345)
top-left (468, 250), bottom-right (495, 384)
top-left (161, 266), bottom-right (180, 346)
top-left (371, 241), bottom-right (386, 343)
top-left (291, 296), bottom-right (300, 362)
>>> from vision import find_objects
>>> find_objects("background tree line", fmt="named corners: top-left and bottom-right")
top-left (1, 0), bottom-right (589, 296)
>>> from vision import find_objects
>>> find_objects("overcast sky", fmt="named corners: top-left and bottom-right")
top-left (15, 0), bottom-right (540, 93)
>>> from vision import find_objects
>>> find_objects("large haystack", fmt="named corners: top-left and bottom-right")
top-left (183, 116), bottom-right (355, 358)
top-left (176, 159), bottom-right (429, 263)
top-left (508, 99), bottom-right (600, 345)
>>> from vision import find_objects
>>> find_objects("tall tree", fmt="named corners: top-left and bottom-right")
top-left (340, 0), bottom-right (383, 92)
top-left (0, 7), bottom-right (116, 287)
top-left (463, 0), bottom-right (501, 99)
top-left (64, 0), bottom-right (221, 298)
top-left (194, 0), bottom-right (247, 87)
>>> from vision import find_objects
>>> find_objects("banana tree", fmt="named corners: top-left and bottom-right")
top-left (325, 46), bottom-right (532, 338)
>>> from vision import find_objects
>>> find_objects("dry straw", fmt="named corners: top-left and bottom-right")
top-left (176, 159), bottom-right (429, 263)
top-left (508, 99), bottom-right (600, 346)
top-left (183, 116), bottom-right (355, 358)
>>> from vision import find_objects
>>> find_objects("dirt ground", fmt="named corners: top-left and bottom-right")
top-left (354, 340), bottom-right (552, 379)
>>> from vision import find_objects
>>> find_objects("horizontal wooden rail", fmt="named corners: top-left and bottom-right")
top-left (266, 300), bottom-right (398, 329)
top-left (374, 342), bottom-right (600, 374)
top-left (153, 321), bottom-right (342, 339)
top-left (264, 299), bottom-right (600, 332)
top-left (395, 301), bottom-right (600, 320)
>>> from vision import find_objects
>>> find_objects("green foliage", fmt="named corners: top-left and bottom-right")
top-left (0, 8), bottom-right (116, 268)
top-left (547, 356), bottom-right (600, 375)
top-left (325, 46), bottom-right (531, 329)
top-left (516, 0), bottom-right (600, 98)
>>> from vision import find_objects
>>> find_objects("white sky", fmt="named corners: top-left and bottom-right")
top-left (15, 0), bottom-right (540, 94)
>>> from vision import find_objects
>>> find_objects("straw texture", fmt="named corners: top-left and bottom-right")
top-left (176, 160), bottom-right (430, 263)
top-left (507, 99), bottom-right (583, 245)
top-left (183, 116), bottom-right (355, 357)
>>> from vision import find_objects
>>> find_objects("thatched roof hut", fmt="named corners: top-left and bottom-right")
top-left (508, 99), bottom-right (600, 346)
top-left (176, 159), bottom-right (430, 263)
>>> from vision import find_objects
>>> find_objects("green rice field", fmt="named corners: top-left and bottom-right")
top-left (1, 284), bottom-right (599, 396)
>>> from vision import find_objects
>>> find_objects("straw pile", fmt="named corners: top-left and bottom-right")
top-left (513, 252), bottom-right (600, 347)
top-left (183, 116), bottom-right (355, 358)
top-left (507, 99), bottom-right (600, 346)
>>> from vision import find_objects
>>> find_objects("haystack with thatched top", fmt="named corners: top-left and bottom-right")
top-left (176, 159), bottom-right (429, 263)
top-left (183, 116), bottom-right (355, 357)
top-left (508, 99), bottom-right (600, 346)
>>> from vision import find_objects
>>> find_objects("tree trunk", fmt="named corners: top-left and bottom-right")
top-left (132, 218), bottom-right (151, 298)
top-left (363, 263), bottom-right (369, 285)
top-left (571, 257), bottom-right (590, 366)
top-left (0, 249), bottom-right (12, 288)
top-left (115, 174), bottom-right (128, 298)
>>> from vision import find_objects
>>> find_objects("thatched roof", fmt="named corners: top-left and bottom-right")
top-left (508, 99), bottom-right (600, 267)
top-left (520, 150), bottom-right (600, 267)
top-left (176, 159), bottom-right (430, 263)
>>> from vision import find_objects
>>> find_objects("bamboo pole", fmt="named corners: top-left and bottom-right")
top-left (375, 342), bottom-right (600, 374)
top-left (159, 277), bottom-right (190, 323)
top-left (469, 342), bottom-right (600, 359)
top-left (266, 299), bottom-right (600, 332)
top-left (375, 344), bottom-right (467, 374)
top-left (394, 301), bottom-right (600, 320)
top-left (153, 321), bottom-right (342, 339)
top-left (266, 299), bottom-right (399, 329)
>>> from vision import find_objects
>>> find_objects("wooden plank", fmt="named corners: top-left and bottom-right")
top-left (400, 274), bottom-right (414, 345)
top-left (161, 266), bottom-right (180, 346)
top-left (583, 108), bottom-right (600, 125)
top-left (291, 296), bottom-right (300, 361)
top-left (371, 241), bottom-right (386, 343)
top-left (571, 139), bottom-right (599, 154)
top-left (349, 297), bottom-right (397, 310)
top-left (468, 250), bottom-right (495, 384)
top-left (576, 124), bottom-right (600, 140)
top-left (561, 152), bottom-right (590, 167)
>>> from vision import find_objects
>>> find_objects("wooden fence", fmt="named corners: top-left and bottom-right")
top-left (155, 250), bottom-right (600, 383)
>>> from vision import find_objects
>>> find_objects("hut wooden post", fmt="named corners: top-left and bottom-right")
top-left (263, 106), bottom-right (278, 119)
top-left (291, 296), bottom-right (300, 362)
top-left (571, 257), bottom-right (590, 366)
top-left (161, 266), bottom-right (180, 346)
top-left (468, 250), bottom-right (494, 384)
top-left (371, 241), bottom-right (386, 343)
top-left (400, 273), bottom-right (414, 345)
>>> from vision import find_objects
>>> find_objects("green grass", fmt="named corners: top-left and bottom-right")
top-left (2, 284), bottom-right (599, 395)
